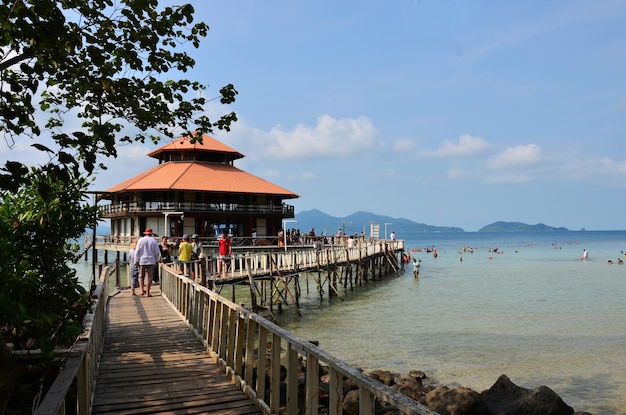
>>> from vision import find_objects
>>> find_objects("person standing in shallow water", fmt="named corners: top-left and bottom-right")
top-left (580, 249), bottom-right (588, 260)
top-left (412, 257), bottom-right (421, 279)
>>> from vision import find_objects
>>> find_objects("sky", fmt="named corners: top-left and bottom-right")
top-left (3, 1), bottom-right (626, 232)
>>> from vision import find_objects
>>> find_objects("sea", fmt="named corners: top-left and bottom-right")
top-left (75, 231), bottom-right (626, 415)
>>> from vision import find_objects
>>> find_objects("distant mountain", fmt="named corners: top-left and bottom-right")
top-left (294, 209), bottom-right (464, 236)
top-left (478, 221), bottom-right (569, 232)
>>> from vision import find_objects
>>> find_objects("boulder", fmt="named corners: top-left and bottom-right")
top-left (393, 380), bottom-right (425, 402)
top-left (368, 369), bottom-right (397, 386)
top-left (425, 385), bottom-right (490, 415)
top-left (342, 389), bottom-right (360, 415)
top-left (482, 374), bottom-right (574, 415)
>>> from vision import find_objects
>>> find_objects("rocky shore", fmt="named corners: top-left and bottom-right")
top-left (345, 369), bottom-right (593, 415)
top-left (335, 369), bottom-right (593, 415)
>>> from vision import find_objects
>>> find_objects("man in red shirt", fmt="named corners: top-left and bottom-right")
top-left (218, 230), bottom-right (232, 277)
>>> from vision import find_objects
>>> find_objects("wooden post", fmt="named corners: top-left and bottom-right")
top-left (114, 255), bottom-right (120, 289)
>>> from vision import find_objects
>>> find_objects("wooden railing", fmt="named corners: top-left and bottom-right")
top-left (86, 233), bottom-right (400, 250)
top-left (174, 239), bottom-right (405, 282)
top-left (160, 265), bottom-right (437, 415)
top-left (99, 200), bottom-right (295, 217)
top-left (30, 266), bottom-right (113, 415)
top-left (87, 235), bottom-right (405, 281)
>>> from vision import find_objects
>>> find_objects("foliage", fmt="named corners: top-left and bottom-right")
top-left (0, 0), bottom-right (237, 411)
top-left (0, 161), bottom-right (94, 353)
top-left (0, 0), bottom-right (238, 180)
top-left (0, 0), bottom-right (237, 343)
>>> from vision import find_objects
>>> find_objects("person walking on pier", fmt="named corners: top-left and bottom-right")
top-left (178, 234), bottom-right (193, 276)
top-left (159, 236), bottom-right (173, 264)
top-left (218, 230), bottom-right (232, 277)
top-left (135, 228), bottom-right (160, 297)
top-left (128, 239), bottom-right (139, 295)
top-left (158, 236), bottom-right (174, 283)
top-left (191, 234), bottom-right (203, 260)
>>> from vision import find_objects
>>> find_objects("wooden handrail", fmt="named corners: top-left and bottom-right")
top-left (31, 267), bottom-right (113, 415)
top-left (28, 241), bottom-right (424, 414)
top-left (159, 265), bottom-right (437, 415)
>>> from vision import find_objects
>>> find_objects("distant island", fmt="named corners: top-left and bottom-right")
top-left (293, 210), bottom-right (570, 235)
top-left (478, 221), bottom-right (570, 232)
top-left (294, 209), bottom-right (463, 235)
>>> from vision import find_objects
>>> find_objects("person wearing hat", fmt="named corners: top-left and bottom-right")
top-left (134, 228), bottom-right (160, 297)
top-left (191, 234), bottom-right (202, 261)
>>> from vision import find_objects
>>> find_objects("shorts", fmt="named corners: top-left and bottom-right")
top-left (139, 264), bottom-right (156, 283)
top-left (219, 255), bottom-right (231, 268)
top-left (130, 270), bottom-right (140, 288)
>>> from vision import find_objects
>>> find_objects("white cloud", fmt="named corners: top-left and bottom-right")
top-left (92, 144), bottom-right (156, 190)
top-left (486, 144), bottom-right (542, 169)
top-left (227, 114), bottom-right (380, 160)
top-left (561, 157), bottom-right (626, 178)
top-left (418, 134), bottom-right (489, 158)
top-left (392, 137), bottom-right (415, 152)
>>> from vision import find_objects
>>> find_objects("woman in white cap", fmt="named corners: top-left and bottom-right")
top-left (191, 234), bottom-right (202, 260)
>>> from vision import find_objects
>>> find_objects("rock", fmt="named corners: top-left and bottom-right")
top-left (342, 389), bottom-right (360, 415)
top-left (482, 374), bottom-right (574, 415)
top-left (409, 369), bottom-right (428, 380)
top-left (393, 380), bottom-right (425, 402)
top-left (425, 385), bottom-right (490, 415)
top-left (368, 369), bottom-right (397, 386)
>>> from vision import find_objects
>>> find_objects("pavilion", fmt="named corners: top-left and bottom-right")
top-left (98, 132), bottom-right (299, 243)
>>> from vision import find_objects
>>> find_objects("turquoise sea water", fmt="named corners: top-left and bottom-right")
top-left (277, 231), bottom-right (626, 415)
top-left (77, 231), bottom-right (626, 414)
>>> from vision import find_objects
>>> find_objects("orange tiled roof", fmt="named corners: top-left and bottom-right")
top-left (147, 133), bottom-right (244, 159)
top-left (105, 161), bottom-right (299, 198)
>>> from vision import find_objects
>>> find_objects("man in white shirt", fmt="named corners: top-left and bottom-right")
top-left (134, 228), bottom-right (161, 297)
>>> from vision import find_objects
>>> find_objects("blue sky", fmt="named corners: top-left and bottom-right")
top-left (4, 1), bottom-right (626, 231)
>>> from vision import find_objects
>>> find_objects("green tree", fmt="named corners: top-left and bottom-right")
top-left (0, 1), bottom-right (237, 411)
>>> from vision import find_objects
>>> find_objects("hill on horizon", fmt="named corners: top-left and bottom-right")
top-left (293, 209), bottom-right (464, 237)
top-left (293, 210), bottom-right (572, 236)
top-left (478, 221), bottom-right (570, 232)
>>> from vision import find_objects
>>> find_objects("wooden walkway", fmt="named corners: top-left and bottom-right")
top-left (91, 286), bottom-right (261, 415)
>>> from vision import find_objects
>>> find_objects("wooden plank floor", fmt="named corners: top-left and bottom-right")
top-left (92, 285), bottom-right (261, 415)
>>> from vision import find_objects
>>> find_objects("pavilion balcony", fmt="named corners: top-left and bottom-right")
top-left (99, 200), bottom-right (295, 218)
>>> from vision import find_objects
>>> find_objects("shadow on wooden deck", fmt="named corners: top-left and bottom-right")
top-left (92, 286), bottom-right (261, 415)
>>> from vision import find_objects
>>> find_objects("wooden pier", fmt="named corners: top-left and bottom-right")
top-left (91, 238), bottom-right (407, 317)
top-left (91, 286), bottom-right (260, 415)
top-left (33, 264), bottom-right (436, 415)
